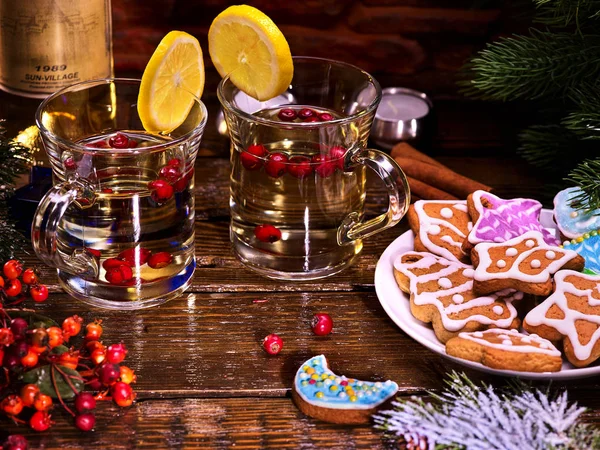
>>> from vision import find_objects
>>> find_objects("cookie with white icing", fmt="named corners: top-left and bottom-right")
top-left (464, 191), bottom-right (560, 253)
top-left (446, 328), bottom-right (562, 373)
top-left (524, 270), bottom-right (600, 368)
top-left (554, 187), bottom-right (600, 239)
top-left (407, 200), bottom-right (472, 264)
top-left (394, 251), bottom-right (522, 343)
top-left (291, 355), bottom-right (398, 424)
top-left (471, 230), bottom-right (584, 296)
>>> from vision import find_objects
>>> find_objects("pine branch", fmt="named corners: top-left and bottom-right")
top-left (533, 0), bottom-right (600, 29)
top-left (565, 158), bottom-right (600, 210)
top-left (0, 188), bottom-right (28, 261)
top-left (563, 83), bottom-right (600, 139)
top-left (461, 31), bottom-right (600, 101)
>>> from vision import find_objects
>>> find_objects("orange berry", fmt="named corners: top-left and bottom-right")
top-left (33, 393), bottom-right (53, 411)
top-left (46, 326), bottom-right (64, 348)
top-left (62, 315), bottom-right (83, 338)
top-left (58, 349), bottom-right (79, 370)
top-left (119, 365), bottom-right (137, 384)
top-left (1, 394), bottom-right (24, 416)
top-left (21, 349), bottom-right (39, 367)
top-left (20, 384), bottom-right (40, 407)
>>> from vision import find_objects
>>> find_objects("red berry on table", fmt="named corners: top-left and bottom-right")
top-left (264, 152), bottom-right (289, 178)
top-left (62, 315), bottom-right (83, 338)
top-left (119, 366), bottom-right (137, 384)
top-left (287, 156), bottom-right (313, 178)
top-left (0, 328), bottom-right (14, 346)
top-left (3, 435), bottom-right (28, 450)
top-left (21, 268), bottom-right (37, 285)
top-left (3, 260), bottom-right (21, 279)
top-left (277, 108), bottom-right (297, 121)
top-left (298, 108), bottom-right (316, 120)
top-left (118, 247), bottom-right (152, 267)
top-left (1, 394), bottom-right (24, 416)
top-left (4, 279), bottom-right (21, 297)
top-left (33, 393), bottom-right (52, 412)
top-left (30, 284), bottom-right (48, 303)
top-left (263, 333), bottom-right (283, 355)
top-left (29, 411), bottom-right (51, 432)
top-left (318, 113), bottom-right (334, 122)
top-left (99, 363), bottom-right (121, 386)
top-left (148, 179), bottom-right (174, 203)
top-left (106, 343), bottom-right (127, 364)
top-left (85, 321), bottom-right (103, 341)
top-left (10, 318), bottom-right (28, 339)
top-left (102, 258), bottom-right (132, 271)
top-left (108, 132), bottom-right (130, 149)
top-left (240, 144), bottom-right (268, 170)
top-left (90, 348), bottom-right (106, 366)
top-left (74, 392), bottom-right (96, 413)
top-left (147, 252), bottom-right (173, 269)
top-left (329, 146), bottom-right (348, 170)
top-left (311, 313), bottom-right (334, 336)
top-left (74, 413), bottom-right (96, 432)
top-left (312, 155), bottom-right (337, 178)
top-left (105, 265), bottom-right (134, 285)
top-left (111, 381), bottom-right (135, 407)
top-left (254, 224), bottom-right (282, 243)
top-left (0, 275), bottom-right (4, 288)
top-left (20, 384), bottom-right (40, 407)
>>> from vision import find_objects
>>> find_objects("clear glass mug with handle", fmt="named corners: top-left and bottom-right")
top-left (218, 57), bottom-right (410, 280)
top-left (33, 78), bottom-right (207, 309)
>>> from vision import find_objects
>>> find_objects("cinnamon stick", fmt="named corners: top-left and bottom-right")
top-left (395, 157), bottom-right (491, 199)
top-left (407, 176), bottom-right (459, 201)
top-left (391, 143), bottom-right (444, 168)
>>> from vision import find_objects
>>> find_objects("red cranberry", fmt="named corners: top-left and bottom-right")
top-left (167, 158), bottom-right (182, 167)
top-left (112, 381), bottom-right (135, 407)
top-left (147, 252), bottom-right (173, 269)
top-left (287, 156), bottom-right (313, 178)
top-left (3, 434), bottom-right (28, 450)
top-left (263, 333), bottom-right (283, 355)
top-left (240, 144), bottom-right (268, 170)
top-left (264, 152), bottom-right (289, 178)
top-left (98, 363), bottom-right (121, 386)
top-left (311, 313), bottom-right (333, 336)
top-left (29, 411), bottom-right (51, 432)
top-left (105, 265), bottom-right (133, 285)
top-left (298, 108), bottom-right (316, 120)
top-left (87, 377), bottom-right (103, 391)
top-left (118, 247), bottom-right (152, 267)
top-left (74, 393), bottom-right (96, 413)
top-left (0, 328), bottom-right (14, 346)
top-left (102, 258), bottom-right (132, 271)
top-left (2, 353), bottom-right (21, 371)
top-left (254, 224), bottom-right (282, 243)
top-left (109, 133), bottom-right (130, 149)
top-left (106, 343), bottom-right (127, 364)
top-left (5, 279), bottom-right (21, 297)
top-left (277, 108), bottom-right (297, 121)
top-left (63, 157), bottom-right (77, 171)
top-left (148, 179), bottom-right (174, 203)
top-left (159, 165), bottom-right (181, 183)
top-left (303, 116), bottom-right (320, 123)
top-left (318, 113), bottom-right (334, 122)
top-left (312, 155), bottom-right (337, 178)
top-left (30, 284), bottom-right (49, 303)
top-left (329, 146), bottom-right (348, 170)
top-left (74, 413), bottom-right (95, 432)
top-left (10, 318), bottom-right (28, 339)
top-left (101, 188), bottom-right (114, 194)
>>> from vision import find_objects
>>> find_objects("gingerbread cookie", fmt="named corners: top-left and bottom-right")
top-left (291, 355), bottom-right (398, 424)
top-left (394, 251), bottom-right (522, 343)
top-left (471, 231), bottom-right (584, 296)
top-left (464, 191), bottom-right (560, 252)
top-left (554, 187), bottom-right (600, 239)
top-left (562, 231), bottom-right (600, 275)
top-left (524, 270), bottom-right (600, 367)
top-left (446, 328), bottom-right (562, 373)
top-left (407, 200), bottom-right (472, 264)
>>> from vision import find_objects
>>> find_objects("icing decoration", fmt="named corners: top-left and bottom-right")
top-left (506, 248), bottom-right (518, 257)
top-left (525, 270), bottom-right (600, 362)
top-left (457, 329), bottom-right (561, 356)
top-left (496, 260), bottom-right (507, 268)
top-left (294, 355), bottom-right (398, 409)
top-left (412, 200), bottom-right (470, 262)
top-left (394, 251), bottom-right (523, 331)
top-left (468, 191), bottom-right (560, 246)
top-left (473, 231), bottom-right (580, 284)
top-left (452, 294), bottom-right (464, 304)
top-left (553, 187), bottom-right (600, 239)
top-left (530, 259), bottom-right (541, 269)
top-left (546, 251), bottom-right (556, 260)
top-left (492, 305), bottom-right (503, 315)
top-left (525, 240), bottom-right (535, 248)
top-left (440, 208), bottom-right (453, 219)
top-left (438, 278), bottom-right (452, 289)
top-left (562, 231), bottom-right (600, 275)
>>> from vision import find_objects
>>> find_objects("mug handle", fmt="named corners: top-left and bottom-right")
top-left (337, 148), bottom-right (410, 245)
top-left (31, 178), bottom-right (99, 277)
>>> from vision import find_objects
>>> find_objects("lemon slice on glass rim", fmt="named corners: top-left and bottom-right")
top-left (208, 5), bottom-right (293, 102)
top-left (138, 30), bottom-right (205, 133)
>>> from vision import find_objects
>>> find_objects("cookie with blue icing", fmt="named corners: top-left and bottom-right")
top-left (562, 231), bottom-right (600, 275)
top-left (554, 187), bottom-right (600, 239)
top-left (291, 355), bottom-right (398, 424)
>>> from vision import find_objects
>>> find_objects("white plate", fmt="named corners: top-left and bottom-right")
top-left (374, 209), bottom-right (600, 379)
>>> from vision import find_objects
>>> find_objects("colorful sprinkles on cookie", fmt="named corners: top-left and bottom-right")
top-left (468, 191), bottom-right (560, 246)
top-left (561, 230), bottom-right (600, 275)
top-left (554, 187), bottom-right (600, 239)
top-left (294, 355), bottom-right (398, 409)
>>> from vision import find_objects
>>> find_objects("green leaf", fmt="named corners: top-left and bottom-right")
top-left (49, 345), bottom-right (69, 356)
top-left (6, 309), bottom-right (58, 329)
top-left (21, 365), bottom-right (84, 400)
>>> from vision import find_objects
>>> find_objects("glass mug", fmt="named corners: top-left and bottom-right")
top-left (218, 57), bottom-right (410, 280)
top-left (33, 78), bottom-right (207, 309)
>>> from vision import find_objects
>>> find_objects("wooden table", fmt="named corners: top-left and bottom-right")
top-left (1, 89), bottom-right (599, 449)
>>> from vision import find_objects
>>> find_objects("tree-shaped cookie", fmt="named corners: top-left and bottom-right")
top-left (394, 251), bottom-right (522, 343)
top-left (471, 231), bottom-right (584, 296)
top-left (524, 270), bottom-right (600, 367)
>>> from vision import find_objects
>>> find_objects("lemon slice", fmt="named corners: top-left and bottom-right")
top-left (208, 5), bottom-right (293, 101)
top-left (138, 30), bottom-right (205, 132)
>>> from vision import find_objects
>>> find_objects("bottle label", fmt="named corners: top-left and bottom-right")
top-left (0, 0), bottom-right (113, 98)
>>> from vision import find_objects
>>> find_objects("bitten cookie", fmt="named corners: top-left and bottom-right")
top-left (562, 231), bottom-right (600, 275)
top-left (524, 270), bottom-right (600, 368)
top-left (291, 355), bottom-right (398, 424)
top-left (554, 187), bottom-right (600, 239)
top-left (407, 200), bottom-right (472, 264)
top-left (464, 191), bottom-right (560, 253)
top-left (394, 251), bottom-right (522, 343)
top-left (446, 328), bottom-right (562, 373)
top-left (471, 231), bottom-right (584, 296)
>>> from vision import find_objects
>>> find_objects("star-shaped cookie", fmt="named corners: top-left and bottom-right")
top-left (471, 231), bottom-right (584, 296)
top-left (464, 191), bottom-right (560, 253)
top-left (524, 270), bottom-right (600, 367)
